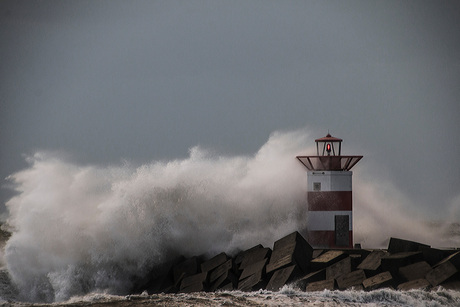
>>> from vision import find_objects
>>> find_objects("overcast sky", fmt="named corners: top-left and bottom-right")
top-left (1, 0), bottom-right (459, 219)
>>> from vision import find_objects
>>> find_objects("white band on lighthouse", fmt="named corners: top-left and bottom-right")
top-left (307, 171), bottom-right (352, 192)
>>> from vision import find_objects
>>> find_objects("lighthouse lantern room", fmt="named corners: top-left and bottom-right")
top-left (296, 133), bottom-right (362, 248)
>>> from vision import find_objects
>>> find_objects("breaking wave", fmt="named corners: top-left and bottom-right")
top-left (1, 128), bottom-right (459, 303)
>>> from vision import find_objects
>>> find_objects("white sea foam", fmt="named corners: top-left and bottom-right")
top-left (1, 128), bottom-right (459, 303)
top-left (42, 288), bottom-right (460, 307)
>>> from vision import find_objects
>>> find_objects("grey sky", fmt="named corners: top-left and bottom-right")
top-left (1, 0), bottom-right (459, 219)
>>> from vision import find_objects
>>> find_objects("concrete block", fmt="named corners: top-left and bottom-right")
top-left (426, 261), bottom-right (458, 286)
top-left (266, 231), bottom-right (313, 274)
top-left (311, 250), bottom-right (347, 271)
top-left (349, 254), bottom-right (363, 270)
top-left (238, 247), bottom-right (271, 270)
top-left (336, 270), bottom-right (366, 290)
top-left (435, 251), bottom-right (460, 270)
top-left (357, 250), bottom-right (389, 272)
top-left (326, 256), bottom-right (351, 280)
top-left (201, 252), bottom-right (228, 273)
top-left (179, 282), bottom-right (205, 293)
top-left (237, 270), bottom-right (265, 291)
top-left (293, 269), bottom-right (326, 290)
top-left (441, 280), bottom-right (460, 291)
top-left (363, 271), bottom-right (393, 290)
top-left (209, 259), bottom-right (234, 283)
top-left (343, 249), bottom-right (370, 270)
top-left (179, 272), bottom-right (207, 291)
top-left (397, 279), bottom-right (431, 291)
top-left (266, 265), bottom-right (297, 291)
top-left (219, 282), bottom-right (234, 291)
top-left (312, 250), bottom-right (324, 259)
top-left (381, 251), bottom-right (423, 276)
top-left (234, 244), bottom-right (263, 265)
top-left (173, 256), bottom-right (200, 284)
top-left (387, 237), bottom-right (430, 254)
top-left (421, 247), bottom-right (450, 266)
top-left (398, 261), bottom-right (432, 281)
top-left (209, 270), bottom-right (237, 291)
top-left (305, 279), bottom-right (335, 292)
top-left (239, 258), bottom-right (267, 281)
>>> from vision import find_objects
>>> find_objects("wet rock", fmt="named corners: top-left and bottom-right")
top-left (387, 237), bottom-right (430, 254)
top-left (426, 261), bottom-right (458, 286)
top-left (209, 259), bottom-right (234, 284)
top-left (305, 279), bottom-right (335, 291)
top-left (266, 231), bottom-right (313, 274)
top-left (397, 278), bottom-right (431, 291)
top-left (326, 256), bottom-right (351, 280)
top-left (238, 247), bottom-right (271, 270)
top-left (362, 271), bottom-right (393, 290)
top-left (173, 256), bottom-right (200, 286)
top-left (381, 251), bottom-right (423, 276)
top-left (293, 269), bottom-right (326, 291)
top-left (357, 250), bottom-right (389, 273)
top-left (179, 272), bottom-right (207, 293)
top-left (398, 261), bottom-right (432, 281)
top-left (266, 265), bottom-right (297, 291)
top-left (311, 250), bottom-right (347, 271)
top-left (201, 252), bottom-right (228, 273)
top-left (336, 269), bottom-right (366, 290)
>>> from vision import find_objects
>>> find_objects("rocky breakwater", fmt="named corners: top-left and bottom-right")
top-left (135, 232), bottom-right (460, 294)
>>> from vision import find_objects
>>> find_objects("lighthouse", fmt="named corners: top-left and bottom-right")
top-left (296, 133), bottom-right (362, 248)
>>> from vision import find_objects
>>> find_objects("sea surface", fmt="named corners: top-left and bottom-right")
top-left (1, 277), bottom-right (460, 307)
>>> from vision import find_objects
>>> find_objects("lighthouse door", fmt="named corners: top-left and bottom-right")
top-left (335, 215), bottom-right (349, 246)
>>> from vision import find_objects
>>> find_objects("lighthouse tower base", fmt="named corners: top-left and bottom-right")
top-left (306, 171), bottom-right (353, 248)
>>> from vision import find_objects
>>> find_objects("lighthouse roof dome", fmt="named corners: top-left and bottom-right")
top-left (315, 133), bottom-right (343, 143)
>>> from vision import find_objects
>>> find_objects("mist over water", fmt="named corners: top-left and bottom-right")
top-left (1, 129), bottom-right (459, 302)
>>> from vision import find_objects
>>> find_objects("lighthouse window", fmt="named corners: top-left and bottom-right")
top-left (313, 182), bottom-right (321, 191)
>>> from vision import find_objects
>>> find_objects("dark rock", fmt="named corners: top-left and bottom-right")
top-left (426, 261), bottom-right (458, 286)
top-left (311, 250), bottom-right (347, 271)
top-left (209, 259), bottom-right (234, 283)
top-left (387, 237), bottom-right (430, 254)
top-left (173, 256), bottom-right (200, 285)
top-left (398, 261), bottom-right (432, 281)
top-left (238, 247), bottom-right (271, 270)
top-left (234, 244), bottom-right (263, 265)
top-left (326, 256), bottom-right (351, 280)
top-left (421, 247), bottom-right (451, 266)
top-left (237, 269), bottom-right (265, 291)
top-left (312, 250), bottom-right (324, 259)
top-left (239, 258), bottom-right (267, 281)
top-left (293, 269), bottom-right (326, 290)
top-left (435, 251), bottom-right (460, 270)
top-left (201, 252), bottom-right (228, 273)
top-left (397, 278), bottom-right (431, 291)
top-left (381, 251), bottom-right (423, 276)
top-left (336, 269), bottom-right (366, 290)
top-left (266, 231), bottom-right (313, 274)
top-left (266, 265), bottom-right (297, 291)
top-left (363, 271), bottom-right (393, 290)
top-left (306, 279), bottom-right (335, 291)
top-left (357, 250), bottom-right (389, 272)
top-left (440, 280), bottom-right (460, 291)
top-left (179, 272), bottom-right (207, 292)
top-left (209, 270), bottom-right (238, 291)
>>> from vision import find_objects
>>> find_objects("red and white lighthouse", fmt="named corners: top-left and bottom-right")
top-left (296, 133), bottom-right (362, 248)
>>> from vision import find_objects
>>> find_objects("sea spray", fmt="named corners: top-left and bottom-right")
top-left (2, 128), bottom-right (460, 303)
top-left (3, 130), bottom-right (310, 302)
